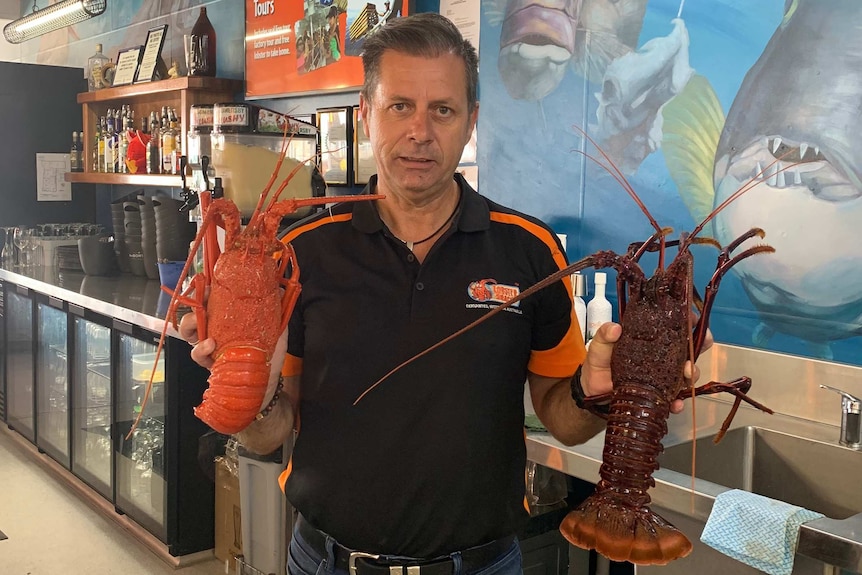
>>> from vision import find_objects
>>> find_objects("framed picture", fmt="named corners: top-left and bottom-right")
top-left (111, 46), bottom-right (143, 87)
top-left (244, 0), bottom-right (409, 99)
top-left (135, 24), bottom-right (169, 83)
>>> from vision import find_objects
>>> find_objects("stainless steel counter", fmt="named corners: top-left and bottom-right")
top-left (0, 265), bottom-right (178, 337)
top-left (526, 345), bottom-right (862, 574)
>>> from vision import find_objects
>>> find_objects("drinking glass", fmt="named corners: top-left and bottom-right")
top-left (13, 227), bottom-right (33, 268)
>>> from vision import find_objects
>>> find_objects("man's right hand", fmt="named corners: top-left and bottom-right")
top-left (178, 312), bottom-right (216, 370)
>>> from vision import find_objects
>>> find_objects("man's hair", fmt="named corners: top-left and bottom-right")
top-left (361, 13), bottom-right (479, 114)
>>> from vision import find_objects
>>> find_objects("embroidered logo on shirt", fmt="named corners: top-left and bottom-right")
top-left (466, 279), bottom-right (520, 307)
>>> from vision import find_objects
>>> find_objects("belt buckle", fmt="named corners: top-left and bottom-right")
top-left (348, 551), bottom-right (381, 575)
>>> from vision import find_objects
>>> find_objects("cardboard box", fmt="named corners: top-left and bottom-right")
top-left (215, 458), bottom-right (243, 571)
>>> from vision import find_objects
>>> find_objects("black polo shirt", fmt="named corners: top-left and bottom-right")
top-left (278, 174), bottom-right (585, 558)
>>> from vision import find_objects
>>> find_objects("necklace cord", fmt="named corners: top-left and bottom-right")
top-left (385, 191), bottom-right (462, 247)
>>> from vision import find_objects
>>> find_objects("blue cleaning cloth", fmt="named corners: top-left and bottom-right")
top-left (701, 489), bottom-right (824, 575)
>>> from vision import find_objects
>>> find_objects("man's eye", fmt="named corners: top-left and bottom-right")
top-left (438, 106), bottom-right (451, 116)
top-left (392, 103), bottom-right (406, 112)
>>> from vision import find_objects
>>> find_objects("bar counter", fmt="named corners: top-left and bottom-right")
top-left (3, 264), bottom-right (862, 572)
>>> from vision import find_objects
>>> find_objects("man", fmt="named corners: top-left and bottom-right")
top-left (182, 12), bottom-right (691, 575)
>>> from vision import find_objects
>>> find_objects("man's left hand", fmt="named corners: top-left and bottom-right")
top-left (581, 322), bottom-right (714, 415)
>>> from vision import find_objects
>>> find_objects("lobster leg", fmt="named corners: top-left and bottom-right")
top-left (692, 229), bottom-right (775, 358)
top-left (674, 377), bottom-right (774, 442)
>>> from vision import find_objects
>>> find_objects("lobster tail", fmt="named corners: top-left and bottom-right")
top-left (194, 347), bottom-right (272, 434)
top-left (560, 491), bottom-right (692, 565)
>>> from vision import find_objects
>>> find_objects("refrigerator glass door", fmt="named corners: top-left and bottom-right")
top-left (115, 332), bottom-right (167, 541)
top-left (71, 317), bottom-right (112, 499)
top-left (36, 302), bottom-right (69, 466)
top-left (7, 290), bottom-right (34, 442)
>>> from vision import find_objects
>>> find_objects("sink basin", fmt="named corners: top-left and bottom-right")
top-left (658, 426), bottom-right (862, 519)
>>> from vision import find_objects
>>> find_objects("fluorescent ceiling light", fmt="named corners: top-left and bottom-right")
top-left (3, 0), bottom-right (107, 44)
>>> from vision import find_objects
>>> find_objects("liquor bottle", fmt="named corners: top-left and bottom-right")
top-left (171, 108), bottom-right (182, 174)
top-left (96, 116), bottom-right (106, 172)
top-left (86, 43), bottom-right (110, 91)
top-left (76, 132), bottom-right (84, 172)
top-left (586, 272), bottom-right (612, 343)
top-left (161, 112), bottom-right (176, 175)
top-left (148, 111), bottom-right (161, 174)
top-left (70, 132), bottom-right (80, 172)
top-left (118, 128), bottom-right (128, 174)
top-left (104, 109), bottom-right (115, 173)
top-left (188, 7), bottom-right (217, 77)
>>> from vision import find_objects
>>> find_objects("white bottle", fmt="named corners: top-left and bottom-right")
top-left (586, 272), bottom-right (612, 342)
top-left (572, 273), bottom-right (587, 343)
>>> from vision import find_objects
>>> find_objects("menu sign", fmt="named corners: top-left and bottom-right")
top-left (245, 0), bottom-right (407, 99)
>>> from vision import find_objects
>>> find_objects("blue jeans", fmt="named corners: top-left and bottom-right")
top-left (287, 521), bottom-right (524, 575)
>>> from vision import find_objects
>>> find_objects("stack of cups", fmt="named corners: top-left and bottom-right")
top-left (138, 194), bottom-right (160, 280)
top-left (123, 200), bottom-right (145, 276)
top-left (111, 199), bottom-right (130, 272)
top-left (153, 195), bottom-right (196, 289)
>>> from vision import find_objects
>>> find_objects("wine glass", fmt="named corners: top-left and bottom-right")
top-left (13, 227), bottom-right (32, 268)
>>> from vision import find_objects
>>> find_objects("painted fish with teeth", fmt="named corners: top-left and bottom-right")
top-left (482, 0), bottom-right (650, 101)
top-left (662, 0), bottom-right (862, 357)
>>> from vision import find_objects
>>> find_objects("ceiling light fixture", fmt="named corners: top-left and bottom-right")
top-left (3, 0), bottom-right (107, 44)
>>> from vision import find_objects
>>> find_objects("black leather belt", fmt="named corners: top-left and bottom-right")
top-left (295, 515), bottom-right (515, 575)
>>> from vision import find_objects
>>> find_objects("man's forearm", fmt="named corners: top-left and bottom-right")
top-left (528, 373), bottom-right (606, 446)
top-left (236, 392), bottom-right (295, 455)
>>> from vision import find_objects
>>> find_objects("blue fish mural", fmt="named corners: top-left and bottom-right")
top-left (479, 0), bottom-right (862, 364)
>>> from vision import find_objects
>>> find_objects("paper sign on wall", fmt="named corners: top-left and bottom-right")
top-left (36, 154), bottom-right (71, 202)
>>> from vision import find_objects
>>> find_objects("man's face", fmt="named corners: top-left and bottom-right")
top-left (359, 50), bottom-right (478, 202)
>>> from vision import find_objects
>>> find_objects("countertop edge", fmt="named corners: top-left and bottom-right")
top-left (0, 267), bottom-right (180, 339)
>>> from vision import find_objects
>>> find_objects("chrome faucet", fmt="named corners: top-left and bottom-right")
top-left (820, 384), bottom-right (862, 449)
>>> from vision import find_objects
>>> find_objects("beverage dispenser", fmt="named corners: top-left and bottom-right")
top-left (209, 103), bottom-right (323, 219)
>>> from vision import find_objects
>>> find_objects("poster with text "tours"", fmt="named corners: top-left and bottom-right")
top-left (245, 0), bottom-right (407, 99)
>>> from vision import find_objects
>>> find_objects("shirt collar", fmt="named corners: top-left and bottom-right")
top-left (352, 173), bottom-right (490, 236)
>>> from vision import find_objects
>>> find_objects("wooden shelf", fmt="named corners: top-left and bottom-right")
top-left (75, 76), bottom-right (243, 185)
top-left (65, 172), bottom-right (184, 187)
top-left (76, 76), bottom-right (243, 104)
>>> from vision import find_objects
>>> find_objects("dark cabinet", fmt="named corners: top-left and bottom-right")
top-left (2, 278), bottom-right (215, 557)
top-left (6, 284), bottom-right (35, 443)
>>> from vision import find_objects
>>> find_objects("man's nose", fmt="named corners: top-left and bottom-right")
top-left (408, 110), bottom-right (433, 142)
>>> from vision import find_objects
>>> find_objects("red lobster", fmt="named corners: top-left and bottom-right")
top-left (355, 132), bottom-right (794, 565)
top-left (129, 129), bottom-right (383, 437)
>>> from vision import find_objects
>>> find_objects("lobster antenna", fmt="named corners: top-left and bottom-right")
top-left (126, 203), bottom-right (221, 440)
top-left (269, 149), bottom-right (326, 206)
top-left (251, 122), bottom-right (297, 226)
top-left (571, 126), bottom-right (663, 234)
top-left (677, 0), bottom-right (685, 19)
top-left (688, 151), bottom-right (798, 244)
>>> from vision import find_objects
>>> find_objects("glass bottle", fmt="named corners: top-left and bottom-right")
top-left (148, 111), bottom-right (161, 175)
top-left (76, 132), bottom-right (84, 173)
top-left (70, 132), bottom-right (80, 173)
top-left (188, 7), bottom-right (217, 77)
top-left (586, 272), bottom-right (612, 343)
top-left (86, 43), bottom-right (110, 91)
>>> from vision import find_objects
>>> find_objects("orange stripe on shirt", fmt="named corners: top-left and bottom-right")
top-left (280, 213), bottom-right (355, 245)
top-left (489, 212), bottom-right (586, 376)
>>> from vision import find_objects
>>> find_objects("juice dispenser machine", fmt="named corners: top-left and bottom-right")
top-left (202, 104), bottom-right (324, 221)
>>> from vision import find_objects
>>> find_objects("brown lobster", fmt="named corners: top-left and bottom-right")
top-left (129, 127), bottom-right (383, 437)
top-left (355, 131), bottom-right (794, 565)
